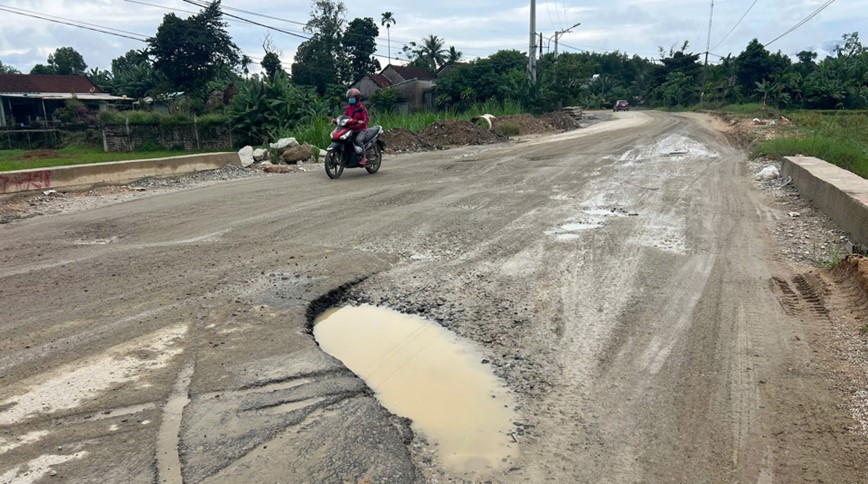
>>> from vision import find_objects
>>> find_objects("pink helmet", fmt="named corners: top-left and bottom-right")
top-left (346, 88), bottom-right (361, 100)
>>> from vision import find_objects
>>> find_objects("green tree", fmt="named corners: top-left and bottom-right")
top-left (734, 39), bottom-right (791, 100)
top-left (344, 17), bottom-right (380, 82)
top-left (291, 0), bottom-right (349, 94)
top-left (261, 34), bottom-right (283, 81)
top-left (836, 32), bottom-right (863, 58)
top-left (87, 68), bottom-right (113, 93)
top-left (229, 71), bottom-right (329, 146)
top-left (403, 35), bottom-right (448, 70)
top-left (147, 0), bottom-right (243, 96)
top-left (30, 64), bottom-right (54, 75)
top-left (659, 71), bottom-right (696, 106)
top-left (47, 47), bottom-right (88, 75)
top-left (446, 46), bottom-right (463, 64)
top-left (111, 50), bottom-right (160, 98)
top-left (380, 12), bottom-right (396, 62)
top-left (436, 49), bottom-right (528, 107)
top-left (0, 60), bottom-right (20, 74)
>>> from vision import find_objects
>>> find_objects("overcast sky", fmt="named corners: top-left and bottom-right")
top-left (0, 0), bottom-right (863, 75)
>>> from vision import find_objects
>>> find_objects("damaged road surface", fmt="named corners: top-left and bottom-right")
top-left (2, 111), bottom-right (867, 482)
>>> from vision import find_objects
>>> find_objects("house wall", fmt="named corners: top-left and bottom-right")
top-left (391, 80), bottom-right (435, 111)
top-left (0, 97), bottom-right (6, 127)
top-left (352, 77), bottom-right (383, 99)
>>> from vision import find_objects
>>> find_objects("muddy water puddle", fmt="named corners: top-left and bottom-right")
top-left (313, 305), bottom-right (518, 474)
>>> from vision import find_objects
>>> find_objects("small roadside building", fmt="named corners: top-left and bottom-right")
top-left (350, 65), bottom-right (436, 112)
top-left (0, 74), bottom-right (130, 128)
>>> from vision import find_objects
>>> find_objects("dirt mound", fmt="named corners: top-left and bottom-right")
top-left (833, 255), bottom-right (868, 304)
top-left (541, 112), bottom-right (582, 131)
top-left (418, 120), bottom-right (507, 147)
top-left (19, 149), bottom-right (64, 160)
top-left (493, 114), bottom-right (552, 134)
top-left (490, 113), bottom-right (580, 135)
top-left (381, 128), bottom-right (434, 153)
top-left (383, 114), bottom-right (577, 154)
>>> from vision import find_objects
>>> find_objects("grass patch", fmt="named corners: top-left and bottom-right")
top-left (0, 147), bottom-right (213, 172)
top-left (376, 99), bottom-right (525, 133)
top-left (752, 110), bottom-right (868, 179)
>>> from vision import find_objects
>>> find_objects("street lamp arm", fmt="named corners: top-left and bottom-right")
top-left (557, 22), bottom-right (582, 35)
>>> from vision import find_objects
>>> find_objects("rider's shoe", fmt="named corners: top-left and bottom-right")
top-left (358, 157), bottom-right (367, 167)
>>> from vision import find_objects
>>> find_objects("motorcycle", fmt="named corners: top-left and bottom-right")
top-left (325, 115), bottom-right (385, 179)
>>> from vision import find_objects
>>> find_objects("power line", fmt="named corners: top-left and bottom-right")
top-left (712, 0), bottom-right (759, 51)
top-left (179, 0), bottom-right (310, 40)
top-left (0, 5), bottom-right (148, 42)
top-left (123, 0), bottom-right (199, 16)
top-left (764, 0), bottom-right (836, 48)
top-left (544, 1), bottom-right (558, 31)
top-left (553, 0), bottom-right (565, 29)
top-left (219, 3), bottom-right (306, 27)
top-left (0, 4), bottom-right (270, 67)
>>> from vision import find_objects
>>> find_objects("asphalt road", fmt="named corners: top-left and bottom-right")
top-left (2, 111), bottom-right (866, 483)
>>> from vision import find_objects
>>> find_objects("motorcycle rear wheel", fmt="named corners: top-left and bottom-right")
top-left (325, 150), bottom-right (344, 179)
top-left (365, 145), bottom-right (382, 174)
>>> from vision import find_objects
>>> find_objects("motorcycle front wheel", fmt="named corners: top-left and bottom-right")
top-left (325, 150), bottom-right (344, 179)
top-left (365, 145), bottom-right (382, 174)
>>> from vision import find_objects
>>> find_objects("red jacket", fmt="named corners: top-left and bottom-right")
top-left (344, 103), bottom-right (368, 132)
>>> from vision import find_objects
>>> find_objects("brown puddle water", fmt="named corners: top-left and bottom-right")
top-left (314, 304), bottom-right (518, 474)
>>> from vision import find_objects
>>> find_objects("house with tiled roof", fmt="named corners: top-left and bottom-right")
top-left (0, 74), bottom-right (130, 127)
top-left (350, 64), bottom-right (437, 112)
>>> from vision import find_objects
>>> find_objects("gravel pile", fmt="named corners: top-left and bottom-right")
top-left (751, 158), bottom-right (852, 265)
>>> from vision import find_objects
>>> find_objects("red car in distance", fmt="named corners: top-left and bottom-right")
top-left (613, 100), bottom-right (630, 112)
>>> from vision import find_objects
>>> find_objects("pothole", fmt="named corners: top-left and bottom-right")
top-left (313, 304), bottom-right (518, 474)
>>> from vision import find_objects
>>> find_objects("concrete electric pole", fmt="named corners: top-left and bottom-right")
top-left (529, 0), bottom-right (537, 84)
top-left (554, 22), bottom-right (582, 57)
top-left (701, 0), bottom-right (714, 102)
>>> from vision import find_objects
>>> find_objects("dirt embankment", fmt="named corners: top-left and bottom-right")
top-left (707, 111), bottom-right (795, 149)
top-left (381, 113), bottom-right (581, 153)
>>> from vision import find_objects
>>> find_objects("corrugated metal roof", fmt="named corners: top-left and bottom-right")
top-left (0, 74), bottom-right (101, 94)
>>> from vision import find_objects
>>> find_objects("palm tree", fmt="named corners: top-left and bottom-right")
top-left (419, 35), bottom-right (447, 70)
top-left (381, 12), bottom-right (396, 63)
top-left (446, 46), bottom-right (463, 65)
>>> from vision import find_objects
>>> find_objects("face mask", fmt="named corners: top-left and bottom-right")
top-left (349, 98), bottom-right (357, 105)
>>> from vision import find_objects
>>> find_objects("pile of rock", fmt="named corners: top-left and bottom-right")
top-left (237, 137), bottom-right (320, 170)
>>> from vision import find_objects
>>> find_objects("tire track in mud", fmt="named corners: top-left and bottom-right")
top-left (156, 361), bottom-right (195, 484)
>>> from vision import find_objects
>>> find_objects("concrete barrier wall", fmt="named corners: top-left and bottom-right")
top-left (0, 153), bottom-right (239, 195)
top-left (782, 156), bottom-right (868, 246)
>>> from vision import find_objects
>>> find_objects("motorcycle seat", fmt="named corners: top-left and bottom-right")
top-left (363, 126), bottom-right (382, 143)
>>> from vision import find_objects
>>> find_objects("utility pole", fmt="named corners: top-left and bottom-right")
top-left (554, 22), bottom-right (581, 57)
top-left (529, 0), bottom-right (537, 84)
top-left (701, 0), bottom-right (714, 103)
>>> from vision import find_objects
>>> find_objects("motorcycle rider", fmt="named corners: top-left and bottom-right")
top-left (344, 88), bottom-right (369, 166)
